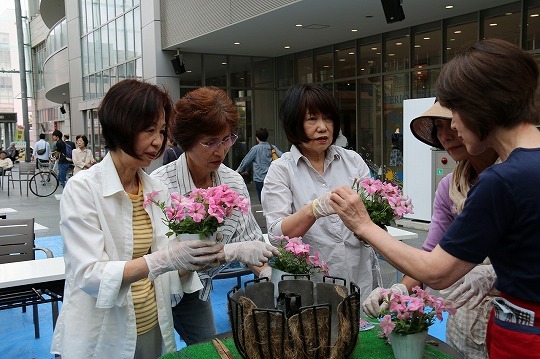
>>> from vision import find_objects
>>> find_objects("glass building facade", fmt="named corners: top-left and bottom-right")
top-left (177, 1), bottom-right (540, 177)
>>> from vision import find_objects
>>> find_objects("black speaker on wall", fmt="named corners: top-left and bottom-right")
top-left (381, 0), bottom-right (405, 24)
top-left (60, 104), bottom-right (66, 114)
top-left (171, 55), bottom-right (186, 75)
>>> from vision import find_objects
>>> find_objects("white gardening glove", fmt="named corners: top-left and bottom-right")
top-left (362, 283), bottom-right (408, 318)
top-left (441, 265), bottom-right (498, 309)
top-left (311, 192), bottom-right (336, 219)
top-left (144, 239), bottom-right (223, 281)
top-left (258, 264), bottom-right (272, 279)
top-left (223, 241), bottom-right (280, 266)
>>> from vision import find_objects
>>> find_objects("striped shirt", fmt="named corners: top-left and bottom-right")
top-left (150, 154), bottom-right (264, 304)
top-left (128, 184), bottom-right (158, 335)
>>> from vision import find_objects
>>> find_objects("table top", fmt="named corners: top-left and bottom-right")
top-left (0, 207), bottom-right (17, 214)
top-left (160, 330), bottom-right (461, 358)
top-left (0, 257), bottom-right (65, 289)
top-left (388, 226), bottom-right (418, 241)
top-left (262, 226), bottom-right (418, 244)
top-left (34, 222), bottom-right (49, 232)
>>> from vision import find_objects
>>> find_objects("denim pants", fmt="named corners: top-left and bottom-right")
top-left (58, 162), bottom-right (70, 187)
top-left (172, 291), bottom-right (216, 345)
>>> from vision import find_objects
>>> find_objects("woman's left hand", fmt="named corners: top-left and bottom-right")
top-left (330, 186), bottom-right (372, 237)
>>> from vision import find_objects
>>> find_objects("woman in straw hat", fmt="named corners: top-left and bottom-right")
top-left (331, 38), bottom-right (540, 357)
top-left (363, 100), bottom-right (498, 358)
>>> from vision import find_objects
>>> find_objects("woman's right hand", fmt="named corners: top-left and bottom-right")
top-left (330, 186), bottom-right (373, 237)
top-left (144, 239), bottom-right (224, 280)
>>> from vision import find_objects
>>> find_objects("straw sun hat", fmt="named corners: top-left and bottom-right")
top-left (409, 101), bottom-right (453, 149)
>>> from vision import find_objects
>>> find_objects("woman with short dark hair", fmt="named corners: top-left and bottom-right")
top-left (72, 134), bottom-right (95, 175)
top-left (262, 83), bottom-right (379, 304)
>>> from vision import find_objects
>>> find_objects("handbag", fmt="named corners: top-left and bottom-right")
top-left (270, 145), bottom-right (279, 161)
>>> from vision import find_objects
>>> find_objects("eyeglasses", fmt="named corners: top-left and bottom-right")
top-left (199, 133), bottom-right (238, 151)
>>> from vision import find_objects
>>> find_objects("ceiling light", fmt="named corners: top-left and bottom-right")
top-left (284, 45), bottom-right (290, 49)
top-left (348, 52), bottom-right (354, 55)
top-left (339, 59), bottom-right (346, 62)
top-left (446, 5), bottom-right (453, 9)
top-left (396, 42), bottom-right (402, 45)
top-left (414, 45), bottom-right (420, 48)
top-left (454, 30), bottom-right (462, 34)
top-left (388, 53), bottom-right (395, 56)
top-left (221, 62), bottom-right (227, 65)
top-left (234, 42), bottom-right (240, 45)
top-left (447, 47), bottom-right (451, 50)
top-left (505, 12), bottom-right (512, 16)
top-left (361, 68), bottom-right (365, 71)
top-left (323, 65), bottom-right (329, 68)
top-left (295, 24), bottom-right (302, 27)
top-left (376, 52), bottom-right (381, 55)
top-left (371, 47), bottom-right (378, 50)
top-left (351, 29), bottom-right (358, 32)
top-left (531, 14), bottom-right (539, 17)
top-left (450, 38), bottom-right (455, 41)
top-left (489, 23), bottom-right (497, 26)
top-left (423, 37), bottom-right (430, 40)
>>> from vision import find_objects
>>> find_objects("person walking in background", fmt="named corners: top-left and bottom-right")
top-left (52, 130), bottom-right (70, 187)
top-left (32, 133), bottom-right (51, 169)
top-left (331, 39), bottom-right (540, 358)
top-left (162, 137), bottom-right (183, 165)
top-left (151, 87), bottom-right (277, 345)
top-left (72, 134), bottom-right (95, 175)
top-left (63, 134), bottom-right (76, 152)
top-left (236, 127), bottom-right (282, 203)
top-left (51, 79), bottom-right (226, 358)
top-left (363, 101), bottom-right (499, 358)
top-left (262, 84), bottom-right (380, 304)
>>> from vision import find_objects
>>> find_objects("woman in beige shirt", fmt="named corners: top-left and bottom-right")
top-left (72, 134), bottom-right (95, 175)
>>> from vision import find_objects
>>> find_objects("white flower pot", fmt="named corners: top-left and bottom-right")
top-left (177, 232), bottom-right (218, 243)
top-left (389, 330), bottom-right (428, 359)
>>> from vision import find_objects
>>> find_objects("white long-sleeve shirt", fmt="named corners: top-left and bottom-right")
top-left (262, 145), bottom-right (378, 303)
top-left (51, 154), bottom-right (202, 359)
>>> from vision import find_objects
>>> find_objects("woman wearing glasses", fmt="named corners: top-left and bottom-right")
top-left (262, 83), bottom-right (380, 304)
top-left (151, 86), bottom-right (276, 345)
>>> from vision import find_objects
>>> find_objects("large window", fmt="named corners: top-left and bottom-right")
top-left (81, 0), bottom-right (141, 100)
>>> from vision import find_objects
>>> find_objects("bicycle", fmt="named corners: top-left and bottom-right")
top-left (29, 160), bottom-right (60, 197)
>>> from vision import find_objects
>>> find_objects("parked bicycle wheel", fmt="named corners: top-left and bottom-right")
top-left (29, 170), bottom-right (60, 197)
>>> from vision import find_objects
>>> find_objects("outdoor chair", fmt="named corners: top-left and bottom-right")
top-left (0, 218), bottom-right (62, 339)
top-left (7, 162), bottom-right (36, 196)
top-left (0, 166), bottom-right (12, 190)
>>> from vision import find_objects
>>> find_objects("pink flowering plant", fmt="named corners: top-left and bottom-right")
top-left (379, 286), bottom-right (456, 336)
top-left (269, 236), bottom-right (329, 276)
top-left (144, 184), bottom-right (250, 238)
top-left (352, 178), bottom-right (414, 226)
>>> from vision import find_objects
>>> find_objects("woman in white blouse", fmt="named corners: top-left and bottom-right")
top-left (262, 84), bottom-right (381, 304)
top-left (72, 134), bottom-right (95, 175)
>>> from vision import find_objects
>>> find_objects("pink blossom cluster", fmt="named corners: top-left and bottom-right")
top-left (354, 178), bottom-right (414, 220)
top-left (272, 236), bottom-right (329, 276)
top-left (144, 184), bottom-right (250, 237)
top-left (379, 286), bottom-right (456, 336)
